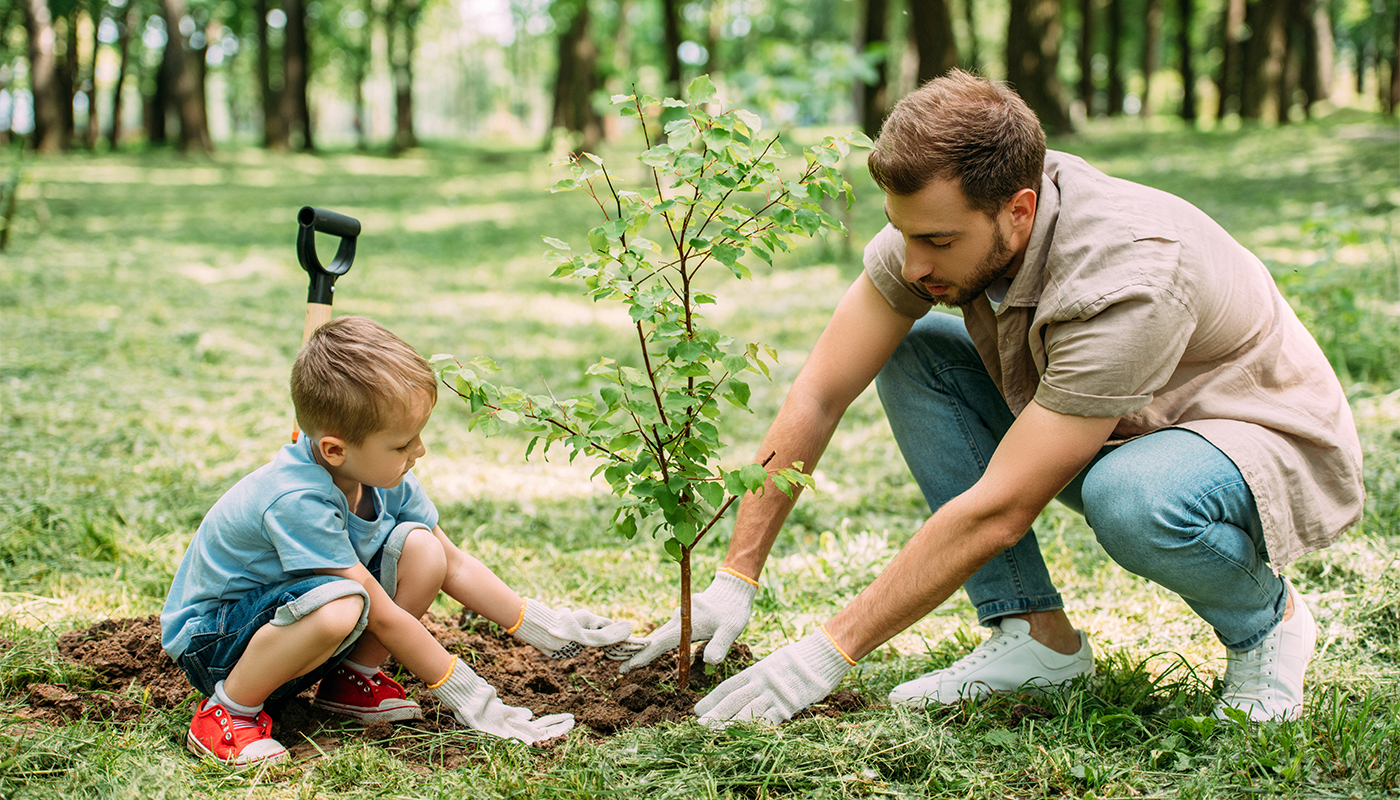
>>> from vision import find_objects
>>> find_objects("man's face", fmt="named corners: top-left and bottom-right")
top-left (885, 179), bottom-right (1026, 308)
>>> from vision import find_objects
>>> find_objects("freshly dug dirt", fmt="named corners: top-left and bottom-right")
top-left (15, 614), bottom-right (868, 764)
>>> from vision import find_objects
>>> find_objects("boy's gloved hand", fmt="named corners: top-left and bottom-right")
top-left (618, 569), bottom-right (757, 674)
top-left (430, 658), bottom-right (574, 744)
top-left (511, 598), bottom-right (641, 660)
top-left (694, 629), bottom-right (854, 727)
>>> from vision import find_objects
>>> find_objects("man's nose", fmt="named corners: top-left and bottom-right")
top-left (901, 243), bottom-right (932, 283)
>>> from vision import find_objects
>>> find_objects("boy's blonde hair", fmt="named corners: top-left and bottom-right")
top-left (291, 316), bottom-right (438, 445)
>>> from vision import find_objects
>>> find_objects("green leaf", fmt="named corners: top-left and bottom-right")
top-left (698, 480), bottom-right (725, 509)
top-left (710, 242), bottom-right (743, 268)
top-left (664, 538), bottom-right (683, 562)
top-left (738, 463), bottom-right (769, 493)
top-left (543, 236), bottom-right (571, 251)
top-left (673, 522), bottom-right (698, 547)
top-left (734, 109), bottom-right (762, 135)
top-left (662, 97), bottom-right (688, 108)
top-left (725, 379), bottom-right (751, 407)
top-left (616, 514), bottom-right (639, 540)
top-left (687, 74), bottom-right (717, 105)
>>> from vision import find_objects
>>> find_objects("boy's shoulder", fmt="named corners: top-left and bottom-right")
top-left (206, 438), bottom-right (346, 525)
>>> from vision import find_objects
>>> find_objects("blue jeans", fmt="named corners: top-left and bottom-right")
top-left (174, 522), bottom-right (419, 699)
top-left (874, 312), bottom-right (1286, 651)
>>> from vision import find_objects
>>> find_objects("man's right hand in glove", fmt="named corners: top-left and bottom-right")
top-left (429, 658), bottom-right (574, 744)
top-left (618, 568), bottom-right (757, 674)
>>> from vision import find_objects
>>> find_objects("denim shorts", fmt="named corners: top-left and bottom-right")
top-left (174, 522), bottom-right (420, 699)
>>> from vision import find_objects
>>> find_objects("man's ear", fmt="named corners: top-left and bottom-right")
top-left (1006, 187), bottom-right (1037, 233)
top-left (316, 435), bottom-right (349, 467)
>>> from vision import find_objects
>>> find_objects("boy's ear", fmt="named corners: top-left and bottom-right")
top-left (316, 435), bottom-right (349, 466)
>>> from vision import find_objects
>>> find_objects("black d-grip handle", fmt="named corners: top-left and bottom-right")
top-left (297, 206), bottom-right (361, 305)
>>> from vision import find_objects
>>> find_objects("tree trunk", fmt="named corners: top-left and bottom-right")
top-left (1298, 0), bottom-right (1332, 115)
top-left (84, 2), bottom-right (101, 148)
top-left (661, 0), bottom-right (683, 95)
top-left (961, 0), bottom-right (980, 70)
top-left (59, 11), bottom-right (78, 146)
top-left (1007, 0), bottom-right (1074, 133)
top-left (161, 0), bottom-right (211, 151)
top-left (853, 0), bottom-right (889, 137)
top-left (1177, 0), bottom-right (1196, 120)
top-left (910, 0), bottom-right (959, 85)
top-left (1078, 0), bottom-right (1095, 115)
top-left (21, 0), bottom-right (63, 153)
top-left (1140, 0), bottom-right (1162, 115)
top-left (1390, 1), bottom-right (1400, 114)
top-left (550, 0), bottom-right (602, 153)
top-left (256, 0), bottom-right (287, 149)
top-left (1240, 0), bottom-right (1288, 120)
top-left (281, 0), bottom-right (312, 150)
top-left (1106, 0), bottom-right (1124, 114)
top-left (388, 0), bottom-right (417, 152)
top-left (1216, 0), bottom-right (1247, 116)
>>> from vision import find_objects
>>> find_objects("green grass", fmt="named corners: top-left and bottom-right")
top-left (1, 109), bottom-right (1399, 797)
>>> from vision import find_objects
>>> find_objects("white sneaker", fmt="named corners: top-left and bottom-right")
top-left (1215, 581), bottom-right (1316, 722)
top-left (888, 618), bottom-right (1094, 708)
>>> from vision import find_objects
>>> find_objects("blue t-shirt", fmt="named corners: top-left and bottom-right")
top-left (160, 435), bottom-right (439, 659)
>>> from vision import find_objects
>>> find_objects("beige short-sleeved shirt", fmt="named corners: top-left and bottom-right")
top-left (864, 150), bottom-right (1364, 567)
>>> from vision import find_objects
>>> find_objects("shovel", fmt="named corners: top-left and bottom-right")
top-left (293, 205), bottom-right (361, 441)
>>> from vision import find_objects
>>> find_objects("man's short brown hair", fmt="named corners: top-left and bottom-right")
top-left (867, 70), bottom-right (1046, 215)
top-left (291, 316), bottom-right (438, 445)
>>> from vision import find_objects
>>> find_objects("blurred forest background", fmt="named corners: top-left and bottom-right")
top-left (0, 0), bottom-right (1396, 156)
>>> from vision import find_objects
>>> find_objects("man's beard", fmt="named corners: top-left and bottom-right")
top-left (931, 222), bottom-right (1016, 308)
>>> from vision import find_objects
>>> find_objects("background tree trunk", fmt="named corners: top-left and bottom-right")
top-left (1297, 0), bottom-right (1332, 114)
top-left (389, 0), bottom-right (418, 152)
top-left (1241, 0), bottom-right (1288, 120)
top-left (550, 0), bottom-right (602, 153)
top-left (853, 0), bottom-right (888, 137)
top-left (1216, 0), bottom-right (1247, 116)
top-left (256, 0), bottom-right (287, 149)
top-left (909, 0), bottom-right (958, 85)
top-left (1106, 0), bottom-right (1124, 113)
top-left (1140, 0), bottom-right (1162, 115)
top-left (109, 1), bottom-right (135, 149)
top-left (661, 0), bottom-right (683, 95)
top-left (21, 0), bottom-right (63, 153)
top-left (961, 0), bottom-right (980, 70)
top-left (58, 11), bottom-right (78, 146)
top-left (1078, 0), bottom-right (1095, 115)
top-left (1390, 1), bottom-right (1400, 114)
top-left (84, 1), bottom-right (101, 148)
top-left (160, 0), bottom-right (212, 151)
top-left (1177, 0), bottom-right (1196, 120)
top-left (1007, 0), bottom-right (1074, 132)
top-left (281, 0), bottom-right (312, 150)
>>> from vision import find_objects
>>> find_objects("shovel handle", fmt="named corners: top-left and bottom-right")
top-left (303, 302), bottom-right (333, 345)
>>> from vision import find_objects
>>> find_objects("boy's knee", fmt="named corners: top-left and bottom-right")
top-left (310, 593), bottom-right (368, 639)
top-left (401, 526), bottom-right (447, 585)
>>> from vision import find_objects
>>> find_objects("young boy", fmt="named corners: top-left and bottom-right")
top-left (161, 316), bottom-right (639, 768)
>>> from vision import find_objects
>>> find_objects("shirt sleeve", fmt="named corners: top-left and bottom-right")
top-left (1033, 286), bottom-right (1196, 418)
top-left (262, 491), bottom-right (360, 573)
top-left (862, 223), bottom-right (933, 320)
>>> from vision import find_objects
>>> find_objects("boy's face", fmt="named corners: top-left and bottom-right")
top-left (332, 390), bottom-right (433, 490)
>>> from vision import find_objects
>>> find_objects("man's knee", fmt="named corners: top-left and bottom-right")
top-left (1081, 462), bottom-right (1173, 572)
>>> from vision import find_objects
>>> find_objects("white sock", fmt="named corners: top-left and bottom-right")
top-left (213, 681), bottom-right (263, 717)
top-left (341, 659), bottom-right (380, 678)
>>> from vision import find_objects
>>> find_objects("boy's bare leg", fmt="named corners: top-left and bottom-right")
top-left (342, 526), bottom-right (448, 669)
top-left (222, 594), bottom-right (367, 707)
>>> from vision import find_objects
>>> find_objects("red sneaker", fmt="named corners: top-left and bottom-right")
top-left (185, 698), bottom-right (288, 768)
top-left (312, 665), bottom-right (423, 722)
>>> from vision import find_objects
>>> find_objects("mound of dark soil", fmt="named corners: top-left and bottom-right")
top-left (14, 613), bottom-right (868, 764)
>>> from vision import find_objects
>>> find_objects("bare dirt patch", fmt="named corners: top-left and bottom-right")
top-left (14, 614), bottom-right (869, 765)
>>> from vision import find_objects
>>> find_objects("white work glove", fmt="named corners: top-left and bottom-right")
top-left (430, 658), bottom-right (575, 744)
top-left (694, 629), bottom-right (854, 727)
top-left (619, 569), bottom-right (757, 674)
top-left (511, 598), bottom-right (643, 660)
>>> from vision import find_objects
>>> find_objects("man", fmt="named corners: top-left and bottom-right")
top-left (620, 70), bottom-right (1364, 725)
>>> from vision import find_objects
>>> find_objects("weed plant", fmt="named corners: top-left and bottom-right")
top-left (0, 111), bottom-right (1398, 797)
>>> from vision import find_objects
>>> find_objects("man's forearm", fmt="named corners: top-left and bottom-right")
top-left (824, 491), bottom-right (1031, 660)
top-left (723, 391), bottom-right (843, 578)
